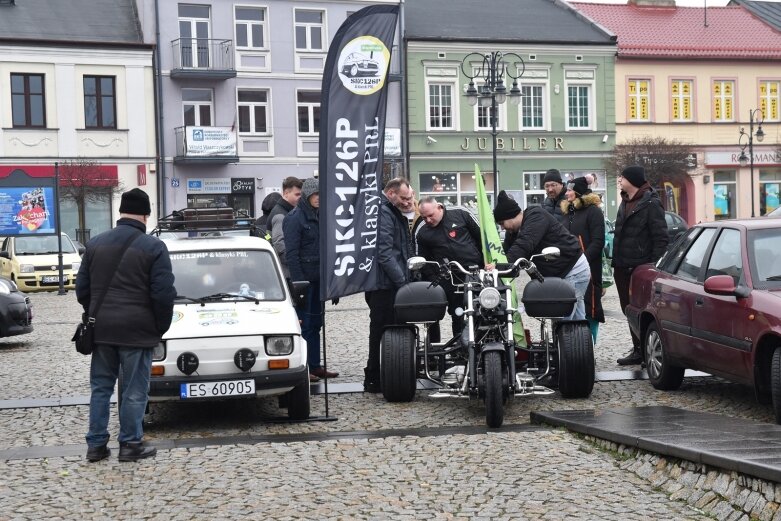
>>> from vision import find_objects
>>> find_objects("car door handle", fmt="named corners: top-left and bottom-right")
top-left (695, 298), bottom-right (704, 307)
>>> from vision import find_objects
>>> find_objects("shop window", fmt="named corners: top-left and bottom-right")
top-left (759, 169), bottom-right (781, 216)
top-left (713, 170), bottom-right (737, 220)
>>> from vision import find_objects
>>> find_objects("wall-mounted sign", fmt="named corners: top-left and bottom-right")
top-left (705, 149), bottom-right (781, 167)
top-left (184, 126), bottom-right (237, 157)
top-left (187, 178), bottom-right (231, 194)
top-left (231, 178), bottom-right (254, 194)
top-left (384, 128), bottom-right (401, 157)
top-left (0, 186), bottom-right (57, 236)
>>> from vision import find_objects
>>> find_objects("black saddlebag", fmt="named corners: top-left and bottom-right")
top-left (394, 282), bottom-right (448, 323)
top-left (521, 277), bottom-right (576, 318)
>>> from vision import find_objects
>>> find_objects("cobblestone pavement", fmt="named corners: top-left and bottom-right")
top-left (0, 286), bottom-right (774, 519)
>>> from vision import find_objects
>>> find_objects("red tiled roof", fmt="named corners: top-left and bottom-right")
top-left (570, 2), bottom-right (781, 59)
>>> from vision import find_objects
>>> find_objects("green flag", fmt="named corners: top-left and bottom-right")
top-left (474, 165), bottom-right (526, 347)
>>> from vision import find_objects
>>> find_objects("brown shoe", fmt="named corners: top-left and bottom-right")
top-left (310, 367), bottom-right (339, 379)
top-left (309, 373), bottom-right (321, 383)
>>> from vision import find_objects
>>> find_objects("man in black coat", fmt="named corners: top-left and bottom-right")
top-left (363, 177), bottom-right (414, 392)
top-left (77, 188), bottom-right (176, 462)
top-left (542, 168), bottom-right (567, 217)
top-left (612, 165), bottom-right (669, 365)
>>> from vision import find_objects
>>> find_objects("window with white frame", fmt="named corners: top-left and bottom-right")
top-left (520, 83), bottom-right (546, 130)
top-left (712, 80), bottom-right (735, 122)
top-left (428, 83), bottom-right (454, 130)
top-left (235, 6), bottom-right (267, 49)
top-left (182, 88), bottom-right (213, 126)
top-left (297, 91), bottom-right (320, 135)
top-left (627, 79), bottom-right (651, 122)
top-left (671, 79), bottom-right (693, 122)
top-left (566, 83), bottom-right (592, 130)
top-left (294, 9), bottom-right (324, 51)
top-left (760, 80), bottom-right (780, 122)
top-left (238, 89), bottom-right (269, 134)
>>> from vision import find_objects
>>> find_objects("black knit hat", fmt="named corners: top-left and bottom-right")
top-left (621, 165), bottom-right (646, 188)
top-left (543, 169), bottom-right (563, 185)
top-left (493, 190), bottom-right (521, 222)
top-left (567, 176), bottom-right (592, 196)
top-left (119, 188), bottom-right (151, 216)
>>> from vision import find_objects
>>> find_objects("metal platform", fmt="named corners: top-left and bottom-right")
top-left (531, 406), bottom-right (781, 483)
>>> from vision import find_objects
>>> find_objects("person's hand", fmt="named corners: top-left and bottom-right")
top-left (331, 298), bottom-right (340, 305)
top-left (484, 263), bottom-right (495, 271)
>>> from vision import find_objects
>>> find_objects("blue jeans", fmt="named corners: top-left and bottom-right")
top-left (563, 262), bottom-right (591, 321)
top-left (296, 281), bottom-right (323, 370)
top-left (86, 344), bottom-right (152, 447)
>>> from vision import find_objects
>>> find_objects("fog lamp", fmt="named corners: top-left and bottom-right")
top-left (234, 348), bottom-right (257, 372)
top-left (177, 352), bottom-right (199, 376)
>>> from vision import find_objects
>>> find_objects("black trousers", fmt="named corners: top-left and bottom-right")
top-left (364, 288), bottom-right (397, 379)
top-left (613, 266), bottom-right (640, 349)
top-left (428, 279), bottom-right (465, 343)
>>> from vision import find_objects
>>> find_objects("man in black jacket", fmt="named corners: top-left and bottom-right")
top-left (494, 191), bottom-right (591, 321)
top-left (415, 197), bottom-right (483, 337)
top-left (268, 176), bottom-right (302, 279)
top-left (363, 177), bottom-right (414, 392)
top-left (542, 168), bottom-right (567, 217)
top-left (612, 165), bottom-right (669, 366)
top-left (76, 188), bottom-right (176, 462)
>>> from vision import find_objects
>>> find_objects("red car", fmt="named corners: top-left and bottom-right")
top-left (626, 218), bottom-right (781, 423)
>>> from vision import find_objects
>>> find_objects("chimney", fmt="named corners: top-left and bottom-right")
top-left (628, 0), bottom-right (676, 6)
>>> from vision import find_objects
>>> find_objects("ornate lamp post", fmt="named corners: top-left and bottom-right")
top-left (738, 109), bottom-right (764, 218)
top-left (461, 52), bottom-right (525, 201)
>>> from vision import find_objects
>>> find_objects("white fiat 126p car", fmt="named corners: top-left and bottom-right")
top-left (144, 209), bottom-right (311, 419)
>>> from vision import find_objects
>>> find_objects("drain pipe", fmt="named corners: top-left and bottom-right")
top-left (153, 0), bottom-right (167, 216)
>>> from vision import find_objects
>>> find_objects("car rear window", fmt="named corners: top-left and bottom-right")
top-left (749, 229), bottom-right (781, 289)
top-left (169, 249), bottom-right (285, 300)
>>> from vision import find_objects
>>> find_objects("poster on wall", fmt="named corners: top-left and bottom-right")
top-left (0, 186), bottom-right (57, 235)
top-left (765, 183), bottom-right (779, 214)
top-left (714, 184), bottom-right (730, 217)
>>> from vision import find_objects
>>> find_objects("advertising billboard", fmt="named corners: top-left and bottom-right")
top-left (0, 186), bottom-right (57, 235)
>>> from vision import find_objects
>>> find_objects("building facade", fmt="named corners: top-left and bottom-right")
top-left (138, 0), bottom-right (401, 217)
top-left (404, 0), bottom-right (618, 218)
top-left (574, 1), bottom-right (781, 224)
top-left (0, 0), bottom-right (157, 238)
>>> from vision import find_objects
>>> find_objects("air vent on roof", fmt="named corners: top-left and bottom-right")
top-left (438, 52), bottom-right (446, 59)
top-left (575, 55), bottom-right (583, 62)
top-left (529, 54), bottom-right (536, 61)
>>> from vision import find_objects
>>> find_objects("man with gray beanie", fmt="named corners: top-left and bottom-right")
top-left (612, 165), bottom-right (668, 366)
top-left (284, 178), bottom-right (338, 382)
top-left (542, 168), bottom-right (567, 217)
top-left (77, 188), bottom-right (176, 462)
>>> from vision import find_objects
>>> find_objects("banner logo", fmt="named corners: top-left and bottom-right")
top-left (337, 36), bottom-right (390, 95)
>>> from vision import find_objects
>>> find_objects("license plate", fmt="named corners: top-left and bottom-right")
top-left (41, 276), bottom-right (61, 283)
top-left (180, 379), bottom-right (255, 399)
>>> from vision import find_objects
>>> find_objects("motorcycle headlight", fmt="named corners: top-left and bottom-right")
top-left (71, 262), bottom-right (81, 272)
top-left (20, 264), bottom-right (35, 274)
top-left (478, 287), bottom-right (501, 310)
top-left (152, 341), bottom-right (166, 361)
top-left (265, 336), bottom-right (294, 356)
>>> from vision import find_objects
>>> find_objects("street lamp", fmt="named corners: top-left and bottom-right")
top-left (461, 52), bottom-right (525, 202)
top-left (738, 108), bottom-right (764, 218)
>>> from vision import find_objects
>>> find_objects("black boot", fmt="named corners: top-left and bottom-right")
top-left (363, 368), bottom-right (381, 393)
top-left (616, 348), bottom-right (643, 366)
top-left (86, 444), bottom-right (110, 462)
top-left (118, 441), bottom-right (157, 462)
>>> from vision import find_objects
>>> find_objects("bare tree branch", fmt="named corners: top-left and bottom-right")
top-left (58, 159), bottom-right (124, 236)
top-left (603, 136), bottom-right (696, 187)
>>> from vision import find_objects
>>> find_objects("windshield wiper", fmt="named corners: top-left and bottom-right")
top-left (200, 292), bottom-right (259, 303)
top-left (766, 275), bottom-right (781, 281)
top-left (175, 294), bottom-right (204, 305)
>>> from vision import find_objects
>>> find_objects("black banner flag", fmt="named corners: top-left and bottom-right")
top-left (319, 5), bottom-right (399, 301)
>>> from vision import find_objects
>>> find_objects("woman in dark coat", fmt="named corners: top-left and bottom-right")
top-left (559, 175), bottom-right (605, 342)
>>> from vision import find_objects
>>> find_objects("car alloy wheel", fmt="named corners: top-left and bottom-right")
top-left (645, 327), bottom-right (664, 381)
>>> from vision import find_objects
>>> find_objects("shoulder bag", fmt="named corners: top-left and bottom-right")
top-left (72, 231), bottom-right (141, 355)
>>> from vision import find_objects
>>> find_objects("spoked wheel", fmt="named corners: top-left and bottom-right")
top-left (380, 327), bottom-right (417, 402)
top-left (769, 347), bottom-right (781, 424)
top-left (556, 322), bottom-right (595, 398)
top-left (285, 373), bottom-right (311, 420)
top-left (645, 322), bottom-right (684, 390)
top-left (483, 351), bottom-right (505, 428)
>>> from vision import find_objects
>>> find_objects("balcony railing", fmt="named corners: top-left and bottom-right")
top-left (174, 126), bottom-right (239, 164)
top-left (171, 38), bottom-right (236, 79)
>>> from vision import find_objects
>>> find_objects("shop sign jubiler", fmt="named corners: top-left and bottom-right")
top-left (318, 5), bottom-right (399, 301)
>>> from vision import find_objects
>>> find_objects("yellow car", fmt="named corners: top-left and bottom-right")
top-left (0, 234), bottom-right (83, 292)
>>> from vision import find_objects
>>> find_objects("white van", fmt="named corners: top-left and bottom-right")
top-left (146, 215), bottom-right (310, 419)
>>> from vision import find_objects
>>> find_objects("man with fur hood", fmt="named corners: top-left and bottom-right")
top-left (612, 165), bottom-right (669, 366)
top-left (559, 175), bottom-right (605, 342)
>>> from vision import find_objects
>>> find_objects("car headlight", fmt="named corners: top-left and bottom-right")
top-left (478, 287), bottom-right (502, 310)
top-left (20, 264), bottom-right (34, 274)
top-left (152, 341), bottom-right (166, 361)
top-left (265, 336), bottom-right (294, 356)
top-left (71, 262), bottom-right (81, 272)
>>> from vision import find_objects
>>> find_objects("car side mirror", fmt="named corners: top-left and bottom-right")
top-left (703, 274), bottom-right (750, 298)
top-left (407, 256), bottom-right (427, 271)
top-left (78, 246), bottom-right (86, 256)
top-left (0, 251), bottom-right (9, 259)
top-left (289, 280), bottom-right (310, 307)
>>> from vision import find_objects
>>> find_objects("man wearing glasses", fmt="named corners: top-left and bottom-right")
top-left (542, 169), bottom-right (567, 217)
